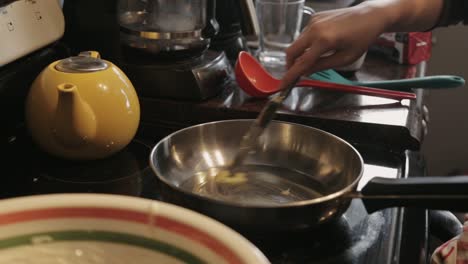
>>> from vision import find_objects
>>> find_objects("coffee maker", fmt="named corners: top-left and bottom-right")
top-left (117, 0), bottom-right (233, 100)
top-left (61, 0), bottom-right (258, 100)
top-left (210, 0), bottom-right (258, 62)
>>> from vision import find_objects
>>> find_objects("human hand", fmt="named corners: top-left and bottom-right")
top-left (282, 0), bottom-right (444, 86)
top-left (282, 4), bottom-right (389, 85)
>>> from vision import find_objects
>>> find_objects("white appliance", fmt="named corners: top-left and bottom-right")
top-left (0, 0), bottom-right (64, 66)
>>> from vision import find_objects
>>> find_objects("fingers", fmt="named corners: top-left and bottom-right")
top-left (282, 44), bottom-right (327, 87)
top-left (285, 12), bottom-right (339, 70)
top-left (285, 33), bottom-right (312, 70)
top-left (303, 50), bottom-right (366, 75)
top-left (285, 21), bottom-right (342, 82)
top-left (282, 49), bottom-right (365, 86)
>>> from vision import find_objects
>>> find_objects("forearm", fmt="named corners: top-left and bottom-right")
top-left (361, 0), bottom-right (445, 32)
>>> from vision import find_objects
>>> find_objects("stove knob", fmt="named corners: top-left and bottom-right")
top-left (422, 105), bottom-right (429, 124)
top-left (421, 119), bottom-right (428, 140)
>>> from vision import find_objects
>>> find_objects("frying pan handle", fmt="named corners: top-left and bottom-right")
top-left (361, 176), bottom-right (468, 213)
top-left (429, 210), bottom-right (463, 242)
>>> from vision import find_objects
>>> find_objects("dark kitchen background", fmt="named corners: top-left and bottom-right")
top-left (423, 25), bottom-right (468, 177)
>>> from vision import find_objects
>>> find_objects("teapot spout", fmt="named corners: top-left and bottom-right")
top-left (53, 83), bottom-right (97, 147)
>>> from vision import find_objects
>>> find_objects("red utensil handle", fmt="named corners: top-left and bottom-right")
top-left (298, 79), bottom-right (417, 100)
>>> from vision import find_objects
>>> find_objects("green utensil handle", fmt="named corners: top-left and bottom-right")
top-left (355, 75), bottom-right (465, 90)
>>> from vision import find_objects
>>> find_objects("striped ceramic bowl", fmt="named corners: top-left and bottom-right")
top-left (0, 194), bottom-right (270, 264)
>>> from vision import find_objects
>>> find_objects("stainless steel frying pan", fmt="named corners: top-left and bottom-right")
top-left (149, 120), bottom-right (468, 232)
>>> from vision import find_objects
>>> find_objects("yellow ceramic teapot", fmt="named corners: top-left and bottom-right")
top-left (25, 51), bottom-right (140, 160)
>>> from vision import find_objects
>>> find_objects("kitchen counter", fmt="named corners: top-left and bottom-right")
top-left (138, 52), bottom-right (428, 153)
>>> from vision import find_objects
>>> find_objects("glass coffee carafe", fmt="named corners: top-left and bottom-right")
top-left (118, 0), bottom-right (218, 60)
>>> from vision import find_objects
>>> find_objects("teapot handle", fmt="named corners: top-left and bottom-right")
top-left (78, 51), bottom-right (101, 59)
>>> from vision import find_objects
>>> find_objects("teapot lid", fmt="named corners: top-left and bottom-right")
top-left (55, 51), bottom-right (109, 73)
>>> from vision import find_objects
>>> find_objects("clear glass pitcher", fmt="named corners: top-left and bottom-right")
top-left (118, 0), bottom-right (217, 58)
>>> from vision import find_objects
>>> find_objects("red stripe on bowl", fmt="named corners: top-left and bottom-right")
top-left (155, 215), bottom-right (245, 264)
top-left (0, 207), bottom-right (245, 264)
top-left (0, 208), bottom-right (147, 225)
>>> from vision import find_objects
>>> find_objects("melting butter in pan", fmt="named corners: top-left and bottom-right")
top-left (214, 170), bottom-right (248, 184)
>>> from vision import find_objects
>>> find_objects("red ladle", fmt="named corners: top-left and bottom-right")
top-left (234, 51), bottom-right (416, 100)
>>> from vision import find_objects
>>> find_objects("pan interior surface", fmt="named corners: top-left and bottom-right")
top-left (151, 120), bottom-right (363, 207)
top-left (180, 164), bottom-right (328, 206)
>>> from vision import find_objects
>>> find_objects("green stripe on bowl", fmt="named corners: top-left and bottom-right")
top-left (0, 230), bottom-right (206, 264)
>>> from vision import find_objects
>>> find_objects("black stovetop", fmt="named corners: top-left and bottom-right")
top-left (0, 123), bottom-right (427, 264)
top-left (0, 44), bottom-right (430, 264)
